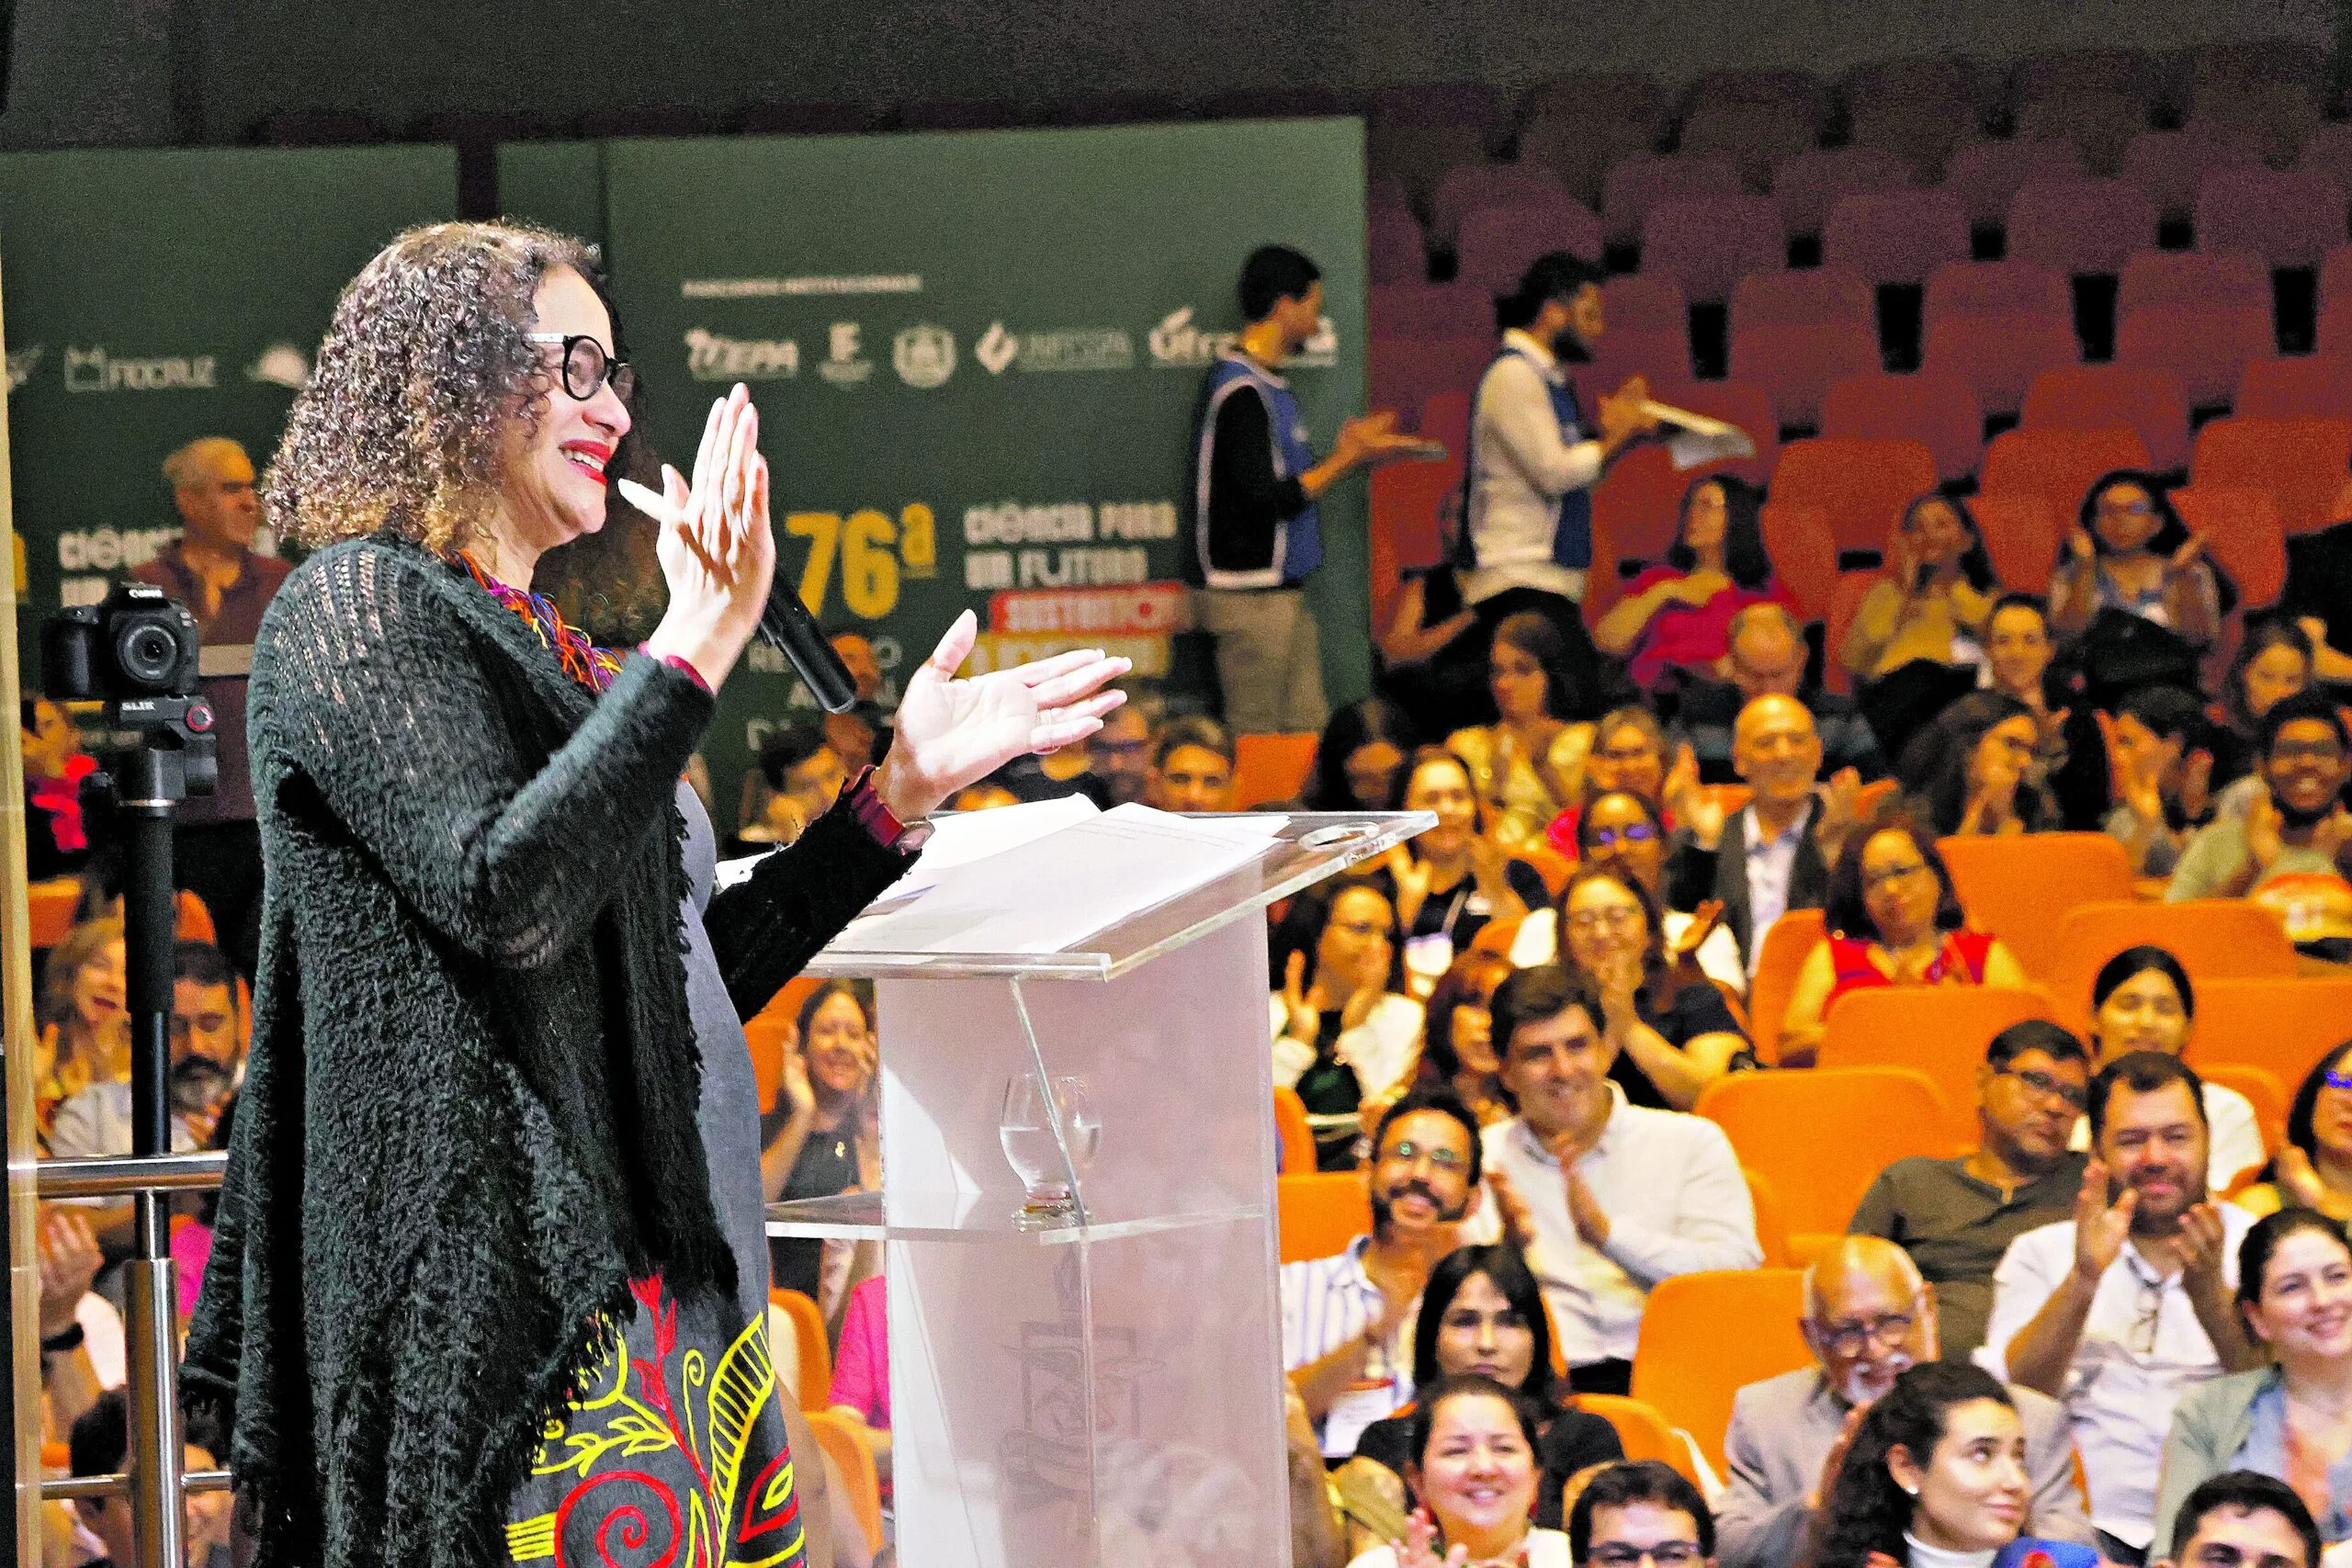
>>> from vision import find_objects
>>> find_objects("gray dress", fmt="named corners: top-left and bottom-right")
top-left (502, 785), bottom-right (808, 1568)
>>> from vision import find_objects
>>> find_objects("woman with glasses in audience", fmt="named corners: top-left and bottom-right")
top-left (1899, 692), bottom-right (2056, 840)
top-left (2072, 945), bottom-right (2267, 1194)
top-left (1414, 953), bottom-right (1519, 1128)
top-left (1539, 705), bottom-right (1691, 857)
top-left (762, 979), bottom-right (880, 1304)
top-left (1378, 748), bottom-right (1546, 982)
top-left (1272, 877), bottom-right (1425, 1168)
top-left (1779, 817), bottom-right (2025, 1065)
top-left (1540, 863), bottom-right (1747, 1111)
top-left (1593, 476), bottom-right (1791, 694)
top-left (2155, 1208), bottom-right (2352, 1553)
top-left (1447, 612), bottom-right (1598, 851)
top-left (2050, 470), bottom-right (2223, 658)
top-left (2232, 1044), bottom-right (2352, 1221)
top-left (1337, 1247), bottom-right (1623, 1559)
top-left (1512, 791), bottom-right (1746, 998)
top-left (1349, 1372), bottom-right (1577, 1568)
top-left (1812, 1362), bottom-right (2030, 1568)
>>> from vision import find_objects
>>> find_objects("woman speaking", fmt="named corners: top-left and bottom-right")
top-left (180, 222), bottom-right (1126, 1567)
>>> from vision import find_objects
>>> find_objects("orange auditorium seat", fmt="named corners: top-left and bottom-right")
top-left (1641, 193), bottom-right (1786, 306)
top-left (1576, 1394), bottom-right (1701, 1483)
top-left (2186, 976), bottom-right (2352, 1096)
top-left (1816, 987), bottom-right (2061, 1146)
top-left (1731, 322), bottom-right (1883, 431)
top-left (745, 976), bottom-right (823, 1110)
top-left (1822, 186), bottom-right (1972, 286)
top-left (1821, 370), bottom-right (1984, 484)
top-left (2237, 356), bottom-right (2352, 423)
top-left (2114, 301), bottom-right (2275, 410)
top-left (2007, 178), bottom-right (2162, 276)
top-left (2198, 1064), bottom-right (2286, 1172)
top-left (2020, 365), bottom-right (2190, 473)
top-left (1771, 145), bottom-right (1915, 239)
top-left (2117, 249), bottom-right (2269, 314)
top-left (1371, 283), bottom-right (1487, 341)
top-left (1770, 438), bottom-right (1939, 554)
top-left (1938, 832), bottom-right (2138, 981)
top-left (1744, 1167), bottom-right (1792, 1269)
top-left (1273, 1087), bottom-right (1317, 1176)
top-left (1631, 1269), bottom-right (1810, 1475)
top-left (803, 1410), bottom-right (884, 1556)
top-left (1979, 426), bottom-right (2153, 536)
top-left (1371, 456), bottom-right (1461, 574)
top-left (1279, 1171), bottom-right (1372, 1265)
top-left (1944, 141), bottom-right (2087, 233)
top-left (769, 1286), bottom-right (833, 1412)
top-left (1924, 258), bottom-right (2073, 329)
top-left (1923, 310), bottom-right (2081, 419)
top-left (1601, 152), bottom-right (1744, 246)
top-left (1730, 267), bottom-right (1875, 333)
top-left (28, 880), bottom-right (79, 949)
top-left (1747, 908), bottom-right (1827, 1061)
top-left (2191, 417), bottom-right (2352, 537)
top-left (1697, 1067), bottom-right (1959, 1257)
top-left (2047, 900), bottom-right (2299, 1032)
top-left (1456, 204), bottom-right (1605, 293)
top-left (1969, 494), bottom-right (2062, 595)
top-left (1231, 732), bottom-right (1320, 810)
top-left (1602, 273), bottom-right (1691, 335)
top-left (2171, 488), bottom-right (2285, 611)
top-left (1758, 502), bottom-right (1838, 621)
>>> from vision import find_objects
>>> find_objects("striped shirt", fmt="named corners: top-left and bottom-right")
top-left (1279, 1235), bottom-right (1419, 1457)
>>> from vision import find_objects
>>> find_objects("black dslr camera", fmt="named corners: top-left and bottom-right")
top-left (42, 581), bottom-right (217, 798)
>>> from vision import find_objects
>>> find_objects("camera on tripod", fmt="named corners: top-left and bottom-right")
top-left (41, 581), bottom-right (217, 799)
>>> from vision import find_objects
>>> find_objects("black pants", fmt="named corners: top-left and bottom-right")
top-left (1468, 586), bottom-right (1625, 722)
top-left (175, 820), bottom-right (264, 981)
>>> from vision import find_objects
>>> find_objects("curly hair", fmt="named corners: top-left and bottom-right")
top-left (265, 220), bottom-right (605, 557)
top-left (1812, 1362), bottom-right (2014, 1568)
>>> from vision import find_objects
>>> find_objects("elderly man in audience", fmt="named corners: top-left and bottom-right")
top-left (1679, 604), bottom-right (1886, 785)
top-left (1848, 1020), bottom-right (2092, 1358)
top-left (1718, 1235), bottom-right (2092, 1568)
top-left (1978, 1051), bottom-right (2262, 1564)
top-left (1282, 1090), bottom-right (1484, 1459)
top-left (1663, 692), bottom-right (1865, 973)
top-left (1463, 964), bottom-right (1760, 1394)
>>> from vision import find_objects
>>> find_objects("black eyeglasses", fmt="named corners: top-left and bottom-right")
top-left (1997, 1065), bottom-right (2089, 1111)
top-left (1590, 1544), bottom-right (1705, 1568)
top-left (526, 333), bottom-right (635, 401)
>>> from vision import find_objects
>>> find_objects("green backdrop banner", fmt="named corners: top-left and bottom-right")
top-left (0, 146), bottom-right (458, 675)
top-left (584, 120), bottom-right (1368, 814)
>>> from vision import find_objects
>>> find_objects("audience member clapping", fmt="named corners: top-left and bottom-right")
top-left (1900, 692), bottom-right (2055, 840)
top-left (1283, 1093), bottom-right (1485, 1459)
top-left (1594, 476), bottom-right (1791, 694)
top-left (1334, 1244), bottom-right (1623, 1556)
top-left (1145, 714), bottom-right (1238, 812)
top-left (1779, 818), bottom-right (2026, 1064)
top-left (1307, 698), bottom-right (1419, 811)
top-left (1542, 705), bottom-right (1686, 855)
top-left (2238, 1043), bottom-right (2352, 1221)
top-left (1809, 1362), bottom-right (2033, 1568)
top-left (1841, 495), bottom-right (1999, 689)
top-left (1979, 1052), bottom-right (2260, 1559)
top-left (2105, 687), bottom-right (2220, 880)
top-left (1544, 865), bottom-right (1746, 1111)
top-left (35, 917), bottom-right (130, 1135)
top-left (1665, 694), bottom-right (1865, 975)
top-left (762, 980), bottom-right (881, 1303)
top-left (1465, 964), bottom-right (1759, 1393)
top-left (1379, 747), bottom-right (1544, 977)
top-left (2052, 471), bottom-right (2226, 701)
top-left (1348, 1374), bottom-right (1569, 1568)
top-left (2074, 947), bottom-right (2267, 1192)
top-left (2168, 694), bottom-right (2352, 961)
top-left (1414, 953), bottom-right (1517, 1128)
top-left (2155, 1209), bottom-right (2352, 1550)
top-left (1273, 878), bottom-right (1427, 1166)
top-left (1849, 1021), bottom-right (2093, 1358)
top-left (1720, 1238), bottom-right (2090, 1568)
top-left (1520, 791), bottom-right (1745, 996)
top-left (1448, 612), bottom-right (1597, 849)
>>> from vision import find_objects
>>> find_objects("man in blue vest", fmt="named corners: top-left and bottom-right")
top-left (1186, 245), bottom-right (1418, 734)
top-left (1459, 252), bottom-right (1661, 718)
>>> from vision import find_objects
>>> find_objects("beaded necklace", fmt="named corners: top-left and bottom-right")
top-left (449, 550), bottom-right (623, 694)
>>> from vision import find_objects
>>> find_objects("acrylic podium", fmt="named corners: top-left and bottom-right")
top-left (768, 809), bottom-right (1426, 1567)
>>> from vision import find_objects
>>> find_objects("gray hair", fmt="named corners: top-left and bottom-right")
top-left (161, 436), bottom-right (248, 491)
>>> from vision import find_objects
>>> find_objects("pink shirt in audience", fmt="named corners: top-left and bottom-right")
top-left (1618, 567), bottom-right (1795, 690)
top-left (830, 1275), bottom-right (888, 1429)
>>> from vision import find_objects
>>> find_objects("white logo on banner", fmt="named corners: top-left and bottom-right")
top-left (977, 321), bottom-right (1019, 376)
top-left (6, 344), bottom-right (42, 393)
top-left (246, 343), bottom-right (311, 389)
top-left (1148, 308), bottom-right (1337, 369)
top-left (892, 324), bottom-right (956, 389)
top-left (820, 322), bottom-right (872, 387)
top-left (684, 328), bottom-right (799, 381)
top-left (64, 345), bottom-right (218, 392)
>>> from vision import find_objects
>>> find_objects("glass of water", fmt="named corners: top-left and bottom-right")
top-left (1000, 1074), bottom-right (1101, 1226)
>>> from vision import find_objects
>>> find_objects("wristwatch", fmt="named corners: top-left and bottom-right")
top-left (40, 1321), bottom-right (85, 1356)
top-left (847, 766), bottom-right (935, 853)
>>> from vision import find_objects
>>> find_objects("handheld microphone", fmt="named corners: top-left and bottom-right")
top-left (616, 477), bottom-right (859, 713)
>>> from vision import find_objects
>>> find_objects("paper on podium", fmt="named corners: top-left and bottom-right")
top-left (1641, 399), bottom-right (1757, 470)
top-left (828, 801), bottom-right (1283, 954)
top-left (715, 793), bottom-right (1099, 897)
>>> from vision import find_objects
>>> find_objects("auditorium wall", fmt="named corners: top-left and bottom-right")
top-left (1, 0), bottom-right (2340, 152)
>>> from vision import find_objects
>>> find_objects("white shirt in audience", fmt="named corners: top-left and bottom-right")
top-left (1974, 1201), bottom-right (2254, 1551)
top-left (1464, 1085), bottom-right (1761, 1366)
top-left (1270, 993), bottom-right (1424, 1105)
top-left (1278, 1235), bottom-right (1417, 1458)
top-left (2065, 1081), bottom-right (2266, 1193)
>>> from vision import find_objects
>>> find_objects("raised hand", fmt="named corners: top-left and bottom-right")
top-left (2277, 1145), bottom-right (2332, 1210)
top-left (641, 384), bottom-right (777, 691)
top-left (1281, 951), bottom-right (1320, 1043)
top-left (37, 1206), bottom-right (101, 1337)
top-left (2067, 526), bottom-right (2098, 563)
top-left (1394, 1507), bottom-right (1471, 1568)
top-left (2301, 616), bottom-right (2335, 656)
top-left (2073, 1158), bottom-right (2136, 1286)
top-left (2167, 533), bottom-right (2209, 577)
top-left (1814, 768), bottom-right (1864, 848)
top-left (876, 611), bottom-right (1128, 821)
top-left (2167, 1201), bottom-right (2229, 1290)
top-left (1668, 899), bottom-right (1725, 970)
top-left (1807, 1405), bottom-right (1867, 1513)
top-left (2315, 805), bottom-right (2352, 863)
top-left (1485, 1165), bottom-right (1540, 1252)
top-left (2179, 749), bottom-right (2214, 823)
top-left (1389, 845), bottom-right (1435, 928)
top-left (2245, 793), bottom-right (2288, 874)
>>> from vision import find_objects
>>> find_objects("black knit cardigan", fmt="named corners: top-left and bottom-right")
top-left (180, 535), bottom-right (912, 1568)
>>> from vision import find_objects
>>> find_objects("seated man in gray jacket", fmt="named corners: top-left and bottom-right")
top-left (1717, 1236), bottom-right (2093, 1568)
